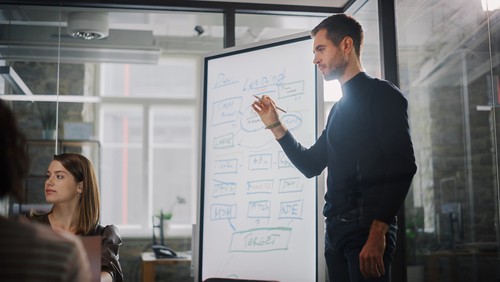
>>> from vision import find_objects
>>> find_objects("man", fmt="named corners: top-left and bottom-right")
top-left (252, 14), bottom-right (416, 282)
top-left (0, 100), bottom-right (91, 282)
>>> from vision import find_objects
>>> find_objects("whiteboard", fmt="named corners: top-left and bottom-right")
top-left (199, 33), bottom-right (318, 282)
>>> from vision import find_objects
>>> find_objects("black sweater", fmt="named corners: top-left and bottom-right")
top-left (278, 72), bottom-right (417, 224)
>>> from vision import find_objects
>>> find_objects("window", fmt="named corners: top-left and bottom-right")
top-left (99, 57), bottom-right (199, 237)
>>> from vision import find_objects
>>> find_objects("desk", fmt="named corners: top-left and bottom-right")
top-left (141, 252), bottom-right (192, 282)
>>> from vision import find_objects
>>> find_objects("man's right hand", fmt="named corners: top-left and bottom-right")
top-left (251, 95), bottom-right (287, 139)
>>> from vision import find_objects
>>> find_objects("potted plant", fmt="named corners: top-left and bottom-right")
top-left (154, 196), bottom-right (186, 236)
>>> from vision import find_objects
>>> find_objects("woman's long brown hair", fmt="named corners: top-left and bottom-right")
top-left (53, 153), bottom-right (100, 235)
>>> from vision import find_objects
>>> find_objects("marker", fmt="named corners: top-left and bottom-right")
top-left (253, 95), bottom-right (287, 113)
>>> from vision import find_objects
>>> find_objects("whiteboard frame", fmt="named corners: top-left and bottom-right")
top-left (195, 31), bottom-right (324, 282)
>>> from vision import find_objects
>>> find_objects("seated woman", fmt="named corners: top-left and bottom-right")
top-left (28, 153), bottom-right (123, 282)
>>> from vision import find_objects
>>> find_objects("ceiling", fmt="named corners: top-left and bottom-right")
top-left (3, 0), bottom-right (495, 85)
top-left (189, 0), bottom-right (351, 8)
top-left (0, 1), bottom-right (352, 64)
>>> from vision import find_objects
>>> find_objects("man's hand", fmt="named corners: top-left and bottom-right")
top-left (359, 219), bottom-right (388, 279)
top-left (251, 95), bottom-right (287, 139)
top-left (251, 95), bottom-right (279, 124)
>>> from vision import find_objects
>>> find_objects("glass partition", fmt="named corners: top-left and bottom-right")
top-left (396, 0), bottom-right (500, 280)
top-left (0, 4), bottom-right (224, 236)
top-left (1, 3), bottom-right (335, 238)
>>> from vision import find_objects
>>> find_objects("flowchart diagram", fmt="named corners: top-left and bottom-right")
top-left (201, 35), bottom-right (317, 282)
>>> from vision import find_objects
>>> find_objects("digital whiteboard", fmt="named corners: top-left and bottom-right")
top-left (199, 33), bottom-right (318, 282)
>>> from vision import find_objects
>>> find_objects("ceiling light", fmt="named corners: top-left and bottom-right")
top-left (67, 12), bottom-right (109, 40)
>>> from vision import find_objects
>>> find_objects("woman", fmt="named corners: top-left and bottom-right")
top-left (28, 153), bottom-right (123, 282)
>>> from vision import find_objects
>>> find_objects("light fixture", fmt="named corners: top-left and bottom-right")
top-left (67, 12), bottom-right (109, 40)
top-left (0, 66), bottom-right (33, 96)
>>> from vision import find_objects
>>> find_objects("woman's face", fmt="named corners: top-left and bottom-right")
top-left (45, 160), bottom-right (82, 204)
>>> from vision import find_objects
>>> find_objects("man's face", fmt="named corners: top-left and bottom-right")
top-left (312, 29), bottom-right (348, 81)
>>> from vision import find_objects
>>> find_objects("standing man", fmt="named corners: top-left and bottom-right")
top-left (252, 14), bottom-right (416, 282)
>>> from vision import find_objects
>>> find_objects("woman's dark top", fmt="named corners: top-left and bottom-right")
top-left (28, 213), bottom-right (124, 282)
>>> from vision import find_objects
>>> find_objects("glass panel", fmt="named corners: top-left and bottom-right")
top-left (0, 5), bottom-right (61, 96)
top-left (396, 0), bottom-right (500, 280)
top-left (152, 107), bottom-right (193, 145)
top-left (152, 148), bottom-right (192, 224)
top-left (100, 58), bottom-right (197, 98)
top-left (101, 146), bottom-right (144, 226)
top-left (351, 0), bottom-right (381, 78)
top-left (150, 107), bottom-right (195, 228)
top-left (235, 13), bottom-right (326, 46)
top-left (100, 106), bottom-right (144, 227)
top-left (102, 106), bottom-right (143, 143)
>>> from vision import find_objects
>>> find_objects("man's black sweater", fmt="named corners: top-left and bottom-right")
top-left (278, 72), bottom-right (417, 224)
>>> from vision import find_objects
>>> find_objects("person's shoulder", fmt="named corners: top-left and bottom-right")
top-left (368, 75), bottom-right (400, 91)
top-left (1, 217), bottom-right (82, 251)
top-left (93, 224), bottom-right (122, 244)
top-left (93, 223), bottom-right (120, 234)
top-left (102, 224), bottom-right (122, 237)
top-left (369, 76), bottom-right (407, 101)
top-left (0, 217), bottom-right (91, 281)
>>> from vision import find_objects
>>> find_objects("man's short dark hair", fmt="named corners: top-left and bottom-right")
top-left (311, 13), bottom-right (364, 58)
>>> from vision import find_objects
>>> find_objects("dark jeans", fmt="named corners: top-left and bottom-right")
top-left (324, 215), bottom-right (397, 282)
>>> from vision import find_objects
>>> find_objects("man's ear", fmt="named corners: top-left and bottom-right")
top-left (341, 36), bottom-right (354, 54)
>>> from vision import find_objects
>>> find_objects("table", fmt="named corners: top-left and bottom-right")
top-left (141, 252), bottom-right (192, 282)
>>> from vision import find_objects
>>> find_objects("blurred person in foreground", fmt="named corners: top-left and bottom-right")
top-left (0, 99), bottom-right (91, 282)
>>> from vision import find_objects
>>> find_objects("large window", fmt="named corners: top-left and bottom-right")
top-left (98, 58), bottom-right (199, 236)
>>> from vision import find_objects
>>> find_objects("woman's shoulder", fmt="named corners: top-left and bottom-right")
top-left (94, 224), bottom-right (120, 234)
top-left (91, 224), bottom-right (122, 244)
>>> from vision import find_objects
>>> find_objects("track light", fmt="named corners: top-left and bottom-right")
top-left (67, 12), bottom-right (109, 40)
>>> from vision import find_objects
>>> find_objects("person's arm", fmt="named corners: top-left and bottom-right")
top-left (360, 82), bottom-right (417, 279)
top-left (372, 83), bottom-right (417, 224)
top-left (252, 95), bottom-right (329, 178)
top-left (251, 94), bottom-right (287, 140)
top-left (359, 219), bottom-right (388, 279)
